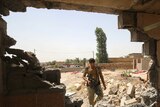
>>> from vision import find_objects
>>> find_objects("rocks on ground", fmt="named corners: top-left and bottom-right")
top-left (97, 79), bottom-right (157, 107)
top-left (61, 70), bottom-right (158, 107)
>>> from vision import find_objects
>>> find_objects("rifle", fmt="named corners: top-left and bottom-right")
top-left (87, 74), bottom-right (101, 95)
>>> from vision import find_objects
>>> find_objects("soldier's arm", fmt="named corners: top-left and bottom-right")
top-left (99, 68), bottom-right (106, 90)
top-left (82, 70), bottom-right (87, 81)
top-left (82, 68), bottom-right (90, 84)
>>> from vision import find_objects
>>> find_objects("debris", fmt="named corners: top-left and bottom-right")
top-left (61, 70), bottom-right (158, 107)
top-left (141, 86), bottom-right (157, 106)
top-left (127, 83), bottom-right (135, 98)
top-left (120, 97), bottom-right (126, 106)
top-left (109, 85), bottom-right (119, 95)
top-left (119, 86), bottom-right (126, 93)
top-left (65, 92), bottom-right (76, 97)
top-left (74, 83), bottom-right (82, 91)
top-left (125, 98), bottom-right (137, 105)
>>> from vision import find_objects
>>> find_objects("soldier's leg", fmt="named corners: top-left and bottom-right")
top-left (94, 85), bottom-right (103, 104)
top-left (87, 86), bottom-right (95, 106)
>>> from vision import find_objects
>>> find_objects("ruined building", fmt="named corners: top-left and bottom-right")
top-left (0, 0), bottom-right (160, 107)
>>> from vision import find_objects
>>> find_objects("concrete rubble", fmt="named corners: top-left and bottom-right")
top-left (97, 79), bottom-right (157, 107)
top-left (61, 70), bottom-right (158, 107)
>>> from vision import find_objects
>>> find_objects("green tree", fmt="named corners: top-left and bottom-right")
top-left (65, 59), bottom-right (70, 64)
top-left (82, 58), bottom-right (87, 67)
top-left (51, 60), bottom-right (56, 65)
top-left (95, 27), bottom-right (108, 63)
top-left (74, 58), bottom-right (80, 64)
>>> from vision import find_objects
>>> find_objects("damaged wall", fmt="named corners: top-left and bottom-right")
top-left (0, 0), bottom-right (160, 106)
top-left (0, 18), bottom-right (3, 104)
top-left (0, 13), bottom-right (66, 107)
top-left (0, 29), bottom-right (2, 94)
top-left (0, 16), bottom-right (6, 95)
top-left (157, 41), bottom-right (160, 90)
top-left (0, 16), bottom-right (7, 106)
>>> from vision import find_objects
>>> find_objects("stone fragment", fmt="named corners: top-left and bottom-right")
top-left (74, 83), bottom-right (81, 91)
top-left (109, 85), bottom-right (118, 95)
top-left (120, 97), bottom-right (126, 106)
top-left (119, 86), bottom-right (126, 93)
top-left (125, 98), bottom-right (137, 105)
top-left (127, 83), bottom-right (135, 97)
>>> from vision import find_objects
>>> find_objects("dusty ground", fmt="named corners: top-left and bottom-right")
top-left (61, 69), bottom-right (146, 107)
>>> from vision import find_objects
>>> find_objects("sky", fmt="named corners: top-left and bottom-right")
top-left (2, 8), bottom-right (143, 62)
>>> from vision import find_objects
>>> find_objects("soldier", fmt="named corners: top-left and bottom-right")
top-left (83, 58), bottom-right (106, 107)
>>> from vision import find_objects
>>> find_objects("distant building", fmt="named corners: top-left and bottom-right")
top-left (56, 62), bottom-right (82, 68)
top-left (98, 54), bottom-right (151, 70)
top-left (127, 53), bottom-right (151, 71)
top-left (127, 53), bottom-right (143, 58)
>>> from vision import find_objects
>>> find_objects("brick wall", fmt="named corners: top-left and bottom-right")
top-left (99, 62), bottom-right (133, 70)
top-left (3, 89), bottom-right (65, 107)
top-left (99, 58), bottom-right (133, 70)
top-left (108, 58), bottom-right (133, 63)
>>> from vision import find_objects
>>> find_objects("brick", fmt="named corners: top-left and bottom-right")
top-left (43, 69), bottom-right (61, 85)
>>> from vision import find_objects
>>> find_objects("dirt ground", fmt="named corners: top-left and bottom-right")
top-left (61, 69), bottom-right (145, 107)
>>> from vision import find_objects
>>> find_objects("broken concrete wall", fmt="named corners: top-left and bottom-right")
top-left (43, 69), bottom-right (61, 85)
top-left (143, 39), bottom-right (158, 87)
top-left (0, 16), bottom-right (66, 106)
top-left (4, 88), bottom-right (65, 107)
top-left (157, 40), bottom-right (160, 103)
top-left (0, 16), bottom-right (7, 107)
top-left (142, 57), bottom-right (151, 70)
top-left (0, 16), bottom-right (6, 94)
top-left (0, 36), bottom-right (3, 106)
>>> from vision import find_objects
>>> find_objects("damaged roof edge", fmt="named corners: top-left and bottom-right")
top-left (1, 0), bottom-right (160, 16)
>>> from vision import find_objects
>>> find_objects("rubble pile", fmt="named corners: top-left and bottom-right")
top-left (3, 44), bottom-right (83, 106)
top-left (3, 48), bottom-right (64, 92)
top-left (97, 78), bottom-right (157, 107)
top-left (61, 70), bottom-right (158, 107)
